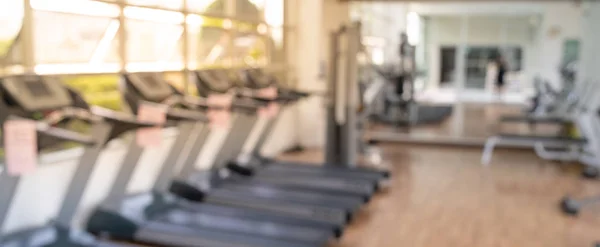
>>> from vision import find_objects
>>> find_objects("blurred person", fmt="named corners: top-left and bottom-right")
top-left (495, 55), bottom-right (508, 96)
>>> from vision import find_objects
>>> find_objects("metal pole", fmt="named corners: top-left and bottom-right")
top-left (325, 29), bottom-right (341, 165)
top-left (341, 22), bottom-right (360, 166)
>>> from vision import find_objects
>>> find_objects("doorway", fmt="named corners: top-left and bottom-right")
top-left (440, 46), bottom-right (455, 87)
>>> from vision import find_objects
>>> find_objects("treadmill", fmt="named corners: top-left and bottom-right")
top-left (86, 72), bottom-right (339, 247)
top-left (112, 72), bottom-right (360, 223)
top-left (226, 68), bottom-right (390, 186)
top-left (189, 69), bottom-right (381, 199)
top-left (0, 75), bottom-right (151, 247)
top-left (153, 70), bottom-right (367, 212)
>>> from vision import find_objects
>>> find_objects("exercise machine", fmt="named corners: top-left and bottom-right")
top-left (481, 78), bottom-right (600, 167)
top-left (86, 72), bottom-right (341, 247)
top-left (0, 74), bottom-right (152, 246)
top-left (189, 68), bottom-right (381, 200)
top-left (224, 68), bottom-right (389, 186)
top-left (370, 33), bottom-right (453, 127)
top-left (560, 94), bottom-right (600, 215)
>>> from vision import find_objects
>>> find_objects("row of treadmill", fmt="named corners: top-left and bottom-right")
top-left (0, 68), bottom-right (390, 247)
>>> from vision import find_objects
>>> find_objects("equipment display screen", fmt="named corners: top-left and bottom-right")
top-left (24, 79), bottom-right (52, 97)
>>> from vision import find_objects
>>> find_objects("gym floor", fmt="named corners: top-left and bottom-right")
top-left (282, 145), bottom-right (600, 247)
top-left (281, 103), bottom-right (600, 247)
top-left (373, 103), bottom-right (563, 140)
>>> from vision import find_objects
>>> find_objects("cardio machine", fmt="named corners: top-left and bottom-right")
top-left (0, 75), bottom-right (152, 247)
top-left (86, 72), bottom-right (340, 247)
top-left (191, 69), bottom-right (389, 199)
top-left (117, 72), bottom-right (360, 223)
top-left (225, 68), bottom-right (390, 185)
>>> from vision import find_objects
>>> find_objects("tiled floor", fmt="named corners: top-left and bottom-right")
top-left (281, 145), bottom-right (600, 247)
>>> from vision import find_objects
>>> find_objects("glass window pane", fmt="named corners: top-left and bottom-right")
top-left (126, 19), bottom-right (183, 70)
top-left (3, 41), bottom-right (23, 66)
top-left (33, 11), bottom-right (120, 65)
top-left (269, 27), bottom-right (284, 64)
top-left (187, 0), bottom-right (226, 15)
top-left (164, 71), bottom-right (186, 92)
top-left (197, 16), bottom-right (230, 29)
top-left (126, 0), bottom-right (183, 10)
top-left (188, 26), bottom-right (231, 68)
top-left (230, 33), bottom-right (268, 66)
top-left (62, 75), bottom-right (123, 111)
top-left (263, 0), bottom-right (283, 27)
top-left (0, 0), bottom-right (24, 67)
top-left (235, 21), bottom-right (258, 33)
top-left (31, 0), bottom-right (120, 17)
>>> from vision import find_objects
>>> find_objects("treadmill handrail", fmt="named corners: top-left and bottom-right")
top-left (231, 98), bottom-right (262, 113)
top-left (90, 106), bottom-right (159, 128)
top-left (44, 107), bottom-right (103, 125)
top-left (37, 123), bottom-right (97, 145)
top-left (7, 115), bottom-right (97, 145)
top-left (183, 95), bottom-right (229, 111)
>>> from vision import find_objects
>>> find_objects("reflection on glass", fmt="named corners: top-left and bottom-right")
top-left (126, 20), bottom-right (183, 70)
top-left (33, 11), bottom-right (120, 65)
top-left (0, 0), bottom-right (24, 62)
top-left (62, 75), bottom-right (123, 111)
top-left (188, 26), bottom-right (230, 68)
top-left (230, 33), bottom-right (267, 66)
top-left (127, 0), bottom-right (184, 10)
top-left (187, 0), bottom-right (226, 15)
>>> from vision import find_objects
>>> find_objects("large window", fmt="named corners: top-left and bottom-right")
top-left (1, 0), bottom-right (294, 156)
top-left (34, 11), bottom-right (120, 65)
top-left (188, 24), bottom-right (231, 68)
top-left (4, 0), bottom-right (289, 104)
top-left (230, 33), bottom-right (268, 66)
top-left (126, 19), bottom-right (184, 71)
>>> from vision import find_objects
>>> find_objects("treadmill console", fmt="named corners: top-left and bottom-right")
top-left (245, 69), bottom-right (272, 88)
top-left (126, 73), bottom-right (174, 102)
top-left (0, 75), bottom-right (72, 112)
top-left (196, 69), bottom-right (233, 93)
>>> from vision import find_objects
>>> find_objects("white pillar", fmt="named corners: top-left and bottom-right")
top-left (295, 0), bottom-right (325, 147)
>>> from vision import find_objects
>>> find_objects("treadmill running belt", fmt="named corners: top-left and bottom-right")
top-left (136, 221), bottom-right (319, 247)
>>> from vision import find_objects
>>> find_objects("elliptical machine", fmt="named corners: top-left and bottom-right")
top-left (371, 32), bottom-right (418, 126)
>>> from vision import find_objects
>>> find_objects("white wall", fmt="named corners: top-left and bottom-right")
top-left (535, 3), bottom-right (582, 88)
